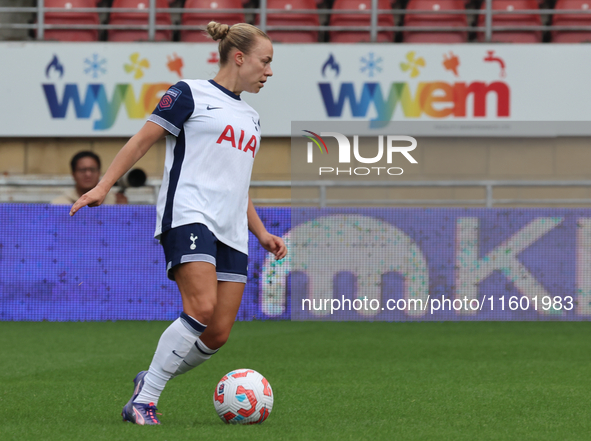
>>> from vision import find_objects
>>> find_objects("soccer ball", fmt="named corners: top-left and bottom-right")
top-left (213, 369), bottom-right (273, 424)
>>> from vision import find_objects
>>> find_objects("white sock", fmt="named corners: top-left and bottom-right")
top-left (135, 312), bottom-right (206, 406)
top-left (172, 337), bottom-right (219, 378)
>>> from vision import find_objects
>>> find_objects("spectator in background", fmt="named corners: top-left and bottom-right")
top-left (51, 151), bottom-right (128, 205)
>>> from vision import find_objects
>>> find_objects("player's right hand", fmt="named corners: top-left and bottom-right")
top-left (70, 186), bottom-right (108, 216)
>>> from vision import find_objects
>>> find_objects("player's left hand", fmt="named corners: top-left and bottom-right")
top-left (258, 232), bottom-right (287, 260)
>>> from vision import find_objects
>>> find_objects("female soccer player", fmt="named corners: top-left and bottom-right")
top-left (70, 22), bottom-right (286, 425)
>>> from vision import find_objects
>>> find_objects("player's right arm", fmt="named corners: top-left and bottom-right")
top-left (71, 81), bottom-right (194, 216)
top-left (70, 121), bottom-right (166, 216)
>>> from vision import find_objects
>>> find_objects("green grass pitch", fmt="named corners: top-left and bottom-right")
top-left (1, 321), bottom-right (590, 440)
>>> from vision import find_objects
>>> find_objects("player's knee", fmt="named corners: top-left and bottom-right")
top-left (184, 299), bottom-right (216, 325)
top-left (198, 302), bottom-right (217, 324)
top-left (203, 330), bottom-right (231, 350)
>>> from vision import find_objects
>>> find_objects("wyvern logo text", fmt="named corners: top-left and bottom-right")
top-left (303, 131), bottom-right (418, 176)
top-left (319, 82), bottom-right (510, 120)
top-left (43, 83), bottom-right (171, 130)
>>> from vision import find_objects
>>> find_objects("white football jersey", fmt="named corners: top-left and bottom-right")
top-left (148, 79), bottom-right (261, 254)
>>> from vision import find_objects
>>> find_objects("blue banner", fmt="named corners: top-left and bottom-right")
top-left (285, 208), bottom-right (590, 321)
top-left (2, 206), bottom-right (591, 321)
top-left (0, 205), bottom-right (289, 321)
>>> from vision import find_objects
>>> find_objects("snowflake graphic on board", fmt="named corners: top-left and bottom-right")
top-left (360, 52), bottom-right (382, 78)
top-left (84, 53), bottom-right (107, 78)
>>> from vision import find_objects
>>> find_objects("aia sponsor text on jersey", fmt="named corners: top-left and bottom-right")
top-left (216, 125), bottom-right (258, 158)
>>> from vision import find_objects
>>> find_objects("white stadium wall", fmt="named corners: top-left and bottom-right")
top-left (1, 42), bottom-right (590, 137)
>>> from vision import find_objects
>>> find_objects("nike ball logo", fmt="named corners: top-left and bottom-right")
top-left (207, 105), bottom-right (222, 110)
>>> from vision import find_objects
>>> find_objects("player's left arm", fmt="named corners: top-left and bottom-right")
top-left (247, 195), bottom-right (287, 260)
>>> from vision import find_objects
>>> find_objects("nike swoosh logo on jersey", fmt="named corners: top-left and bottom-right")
top-left (172, 350), bottom-right (183, 358)
top-left (207, 105), bottom-right (223, 110)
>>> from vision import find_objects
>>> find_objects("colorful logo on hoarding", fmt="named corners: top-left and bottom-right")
top-left (442, 52), bottom-right (460, 77)
top-left (124, 53), bottom-right (150, 80)
top-left (484, 50), bottom-right (506, 78)
top-left (42, 83), bottom-right (171, 130)
top-left (45, 55), bottom-right (64, 79)
top-left (322, 54), bottom-right (340, 78)
top-left (42, 54), bottom-right (172, 131)
top-left (360, 53), bottom-right (382, 78)
top-left (319, 52), bottom-right (511, 121)
top-left (400, 51), bottom-right (425, 78)
top-left (84, 54), bottom-right (107, 79)
top-left (167, 53), bottom-right (184, 78)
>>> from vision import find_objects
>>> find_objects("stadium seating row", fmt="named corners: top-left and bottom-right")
top-left (40, 0), bottom-right (591, 43)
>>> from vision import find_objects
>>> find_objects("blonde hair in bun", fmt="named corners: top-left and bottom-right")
top-left (206, 21), bottom-right (230, 41)
top-left (206, 21), bottom-right (270, 66)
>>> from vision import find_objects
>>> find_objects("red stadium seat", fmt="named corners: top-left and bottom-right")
top-left (477, 0), bottom-right (542, 43)
top-left (329, 0), bottom-right (395, 42)
top-left (108, 0), bottom-right (172, 42)
top-left (403, 0), bottom-right (468, 43)
top-left (181, 0), bottom-right (245, 42)
top-left (263, 0), bottom-right (320, 43)
top-left (552, 0), bottom-right (591, 42)
top-left (42, 0), bottom-right (99, 41)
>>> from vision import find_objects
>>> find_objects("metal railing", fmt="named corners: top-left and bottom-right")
top-left (1, 0), bottom-right (590, 43)
top-left (291, 180), bottom-right (591, 208)
top-left (4, 177), bottom-right (591, 207)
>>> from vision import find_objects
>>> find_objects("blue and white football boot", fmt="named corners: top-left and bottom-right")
top-left (121, 371), bottom-right (161, 425)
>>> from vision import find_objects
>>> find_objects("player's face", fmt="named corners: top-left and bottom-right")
top-left (241, 37), bottom-right (273, 94)
top-left (73, 157), bottom-right (101, 193)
